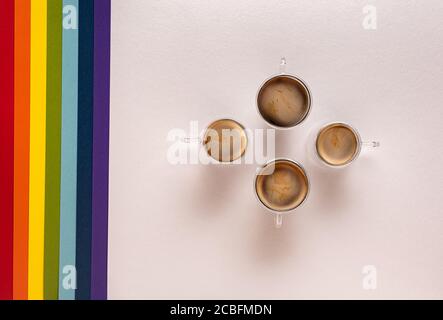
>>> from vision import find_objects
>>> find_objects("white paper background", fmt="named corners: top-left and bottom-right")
top-left (108, 0), bottom-right (443, 299)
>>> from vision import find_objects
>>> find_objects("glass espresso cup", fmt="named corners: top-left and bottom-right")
top-left (254, 158), bottom-right (310, 228)
top-left (256, 58), bottom-right (312, 129)
top-left (184, 118), bottom-right (248, 164)
top-left (309, 122), bottom-right (380, 168)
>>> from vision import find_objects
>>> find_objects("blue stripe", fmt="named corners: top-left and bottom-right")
top-left (59, 0), bottom-right (79, 300)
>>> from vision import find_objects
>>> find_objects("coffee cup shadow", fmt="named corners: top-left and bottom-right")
top-left (306, 163), bottom-right (354, 215)
top-left (249, 205), bottom-right (297, 264)
top-left (189, 163), bottom-right (251, 217)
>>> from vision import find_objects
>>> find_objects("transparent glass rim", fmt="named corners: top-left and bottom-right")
top-left (201, 118), bottom-right (249, 164)
top-left (255, 74), bottom-right (313, 130)
top-left (314, 122), bottom-right (363, 168)
top-left (253, 158), bottom-right (310, 215)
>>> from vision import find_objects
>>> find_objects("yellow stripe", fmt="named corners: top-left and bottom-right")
top-left (28, 0), bottom-right (47, 300)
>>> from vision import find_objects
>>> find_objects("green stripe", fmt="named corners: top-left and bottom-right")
top-left (44, 0), bottom-right (63, 300)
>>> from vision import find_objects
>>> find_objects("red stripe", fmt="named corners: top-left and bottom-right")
top-left (0, 0), bottom-right (15, 300)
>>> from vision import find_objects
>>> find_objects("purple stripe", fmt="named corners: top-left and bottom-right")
top-left (91, 0), bottom-right (111, 300)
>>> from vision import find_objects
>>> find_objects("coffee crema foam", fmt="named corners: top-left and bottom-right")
top-left (202, 119), bottom-right (248, 163)
top-left (255, 160), bottom-right (309, 212)
top-left (257, 76), bottom-right (310, 128)
top-left (316, 123), bottom-right (359, 166)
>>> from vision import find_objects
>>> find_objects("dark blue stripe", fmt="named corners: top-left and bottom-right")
top-left (76, 0), bottom-right (94, 300)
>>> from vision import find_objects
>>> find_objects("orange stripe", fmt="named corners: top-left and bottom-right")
top-left (13, 0), bottom-right (30, 300)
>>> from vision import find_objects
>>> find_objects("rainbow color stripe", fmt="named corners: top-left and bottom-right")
top-left (0, 0), bottom-right (111, 300)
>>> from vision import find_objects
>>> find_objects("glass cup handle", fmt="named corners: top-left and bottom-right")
top-left (279, 57), bottom-right (287, 74)
top-left (274, 214), bottom-right (283, 229)
top-left (182, 137), bottom-right (202, 144)
top-left (361, 141), bottom-right (380, 148)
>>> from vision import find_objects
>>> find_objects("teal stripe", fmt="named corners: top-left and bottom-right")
top-left (59, 0), bottom-right (79, 300)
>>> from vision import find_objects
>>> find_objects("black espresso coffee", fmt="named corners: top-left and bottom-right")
top-left (202, 119), bottom-right (248, 163)
top-left (257, 75), bottom-right (311, 128)
top-left (316, 123), bottom-right (360, 166)
top-left (255, 159), bottom-right (309, 212)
